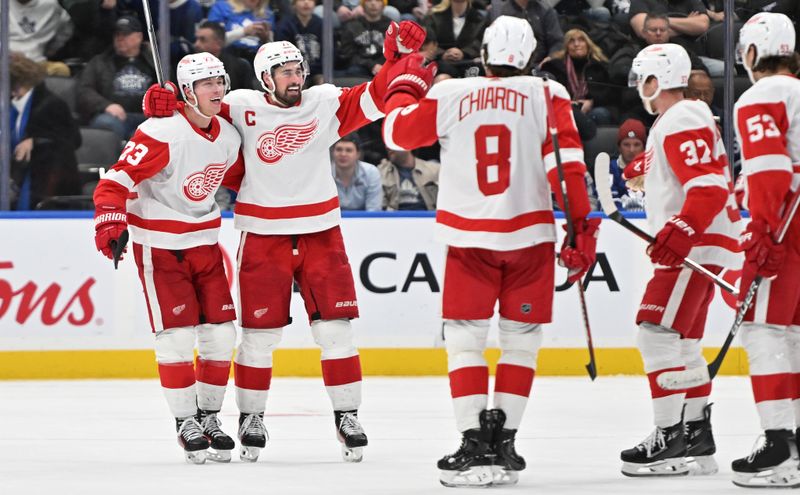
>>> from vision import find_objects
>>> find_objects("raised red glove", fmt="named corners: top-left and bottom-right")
top-left (559, 217), bottom-right (601, 283)
top-left (622, 151), bottom-right (646, 181)
top-left (385, 53), bottom-right (437, 103)
top-left (142, 81), bottom-right (178, 118)
top-left (94, 205), bottom-right (128, 260)
top-left (648, 215), bottom-right (697, 267)
top-left (383, 20), bottom-right (426, 61)
top-left (741, 219), bottom-right (785, 279)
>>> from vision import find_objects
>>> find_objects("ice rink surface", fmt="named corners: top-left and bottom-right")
top-left (1, 376), bottom-right (766, 494)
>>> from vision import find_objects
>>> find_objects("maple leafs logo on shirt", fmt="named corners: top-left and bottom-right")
top-left (182, 162), bottom-right (227, 202)
top-left (256, 119), bottom-right (319, 164)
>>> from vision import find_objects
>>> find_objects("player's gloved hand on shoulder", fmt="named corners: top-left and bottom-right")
top-left (648, 215), bottom-right (697, 267)
top-left (94, 205), bottom-right (128, 260)
top-left (142, 81), bottom-right (178, 118)
top-left (622, 151), bottom-right (646, 192)
top-left (559, 217), bottom-right (601, 283)
top-left (385, 53), bottom-right (437, 103)
top-left (383, 20), bottom-right (425, 61)
top-left (741, 219), bottom-right (785, 279)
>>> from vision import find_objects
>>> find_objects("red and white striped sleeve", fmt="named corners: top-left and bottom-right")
top-left (663, 125), bottom-right (729, 232)
top-left (92, 129), bottom-right (171, 209)
top-left (335, 81), bottom-right (385, 138)
top-left (541, 85), bottom-right (590, 220)
top-left (382, 95), bottom-right (439, 151)
top-left (735, 100), bottom-right (792, 230)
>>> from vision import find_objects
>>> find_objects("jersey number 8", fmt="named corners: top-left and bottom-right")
top-left (475, 124), bottom-right (511, 196)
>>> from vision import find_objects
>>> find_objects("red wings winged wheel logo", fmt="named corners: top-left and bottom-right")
top-left (256, 119), bottom-right (319, 164)
top-left (183, 162), bottom-right (227, 202)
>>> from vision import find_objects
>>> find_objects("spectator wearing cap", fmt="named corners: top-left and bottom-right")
top-left (9, 0), bottom-right (73, 76)
top-left (332, 134), bottom-right (383, 211)
top-left (78, 15), bottom-right (157, 140)
top-left (610, 118), bottom-right (647, 211)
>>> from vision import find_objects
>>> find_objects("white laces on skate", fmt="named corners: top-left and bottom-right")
top-left (179, 418), bottom-right (205, 441)
top-left (639, 428), bottom-right (666, 457)
top-left (242, 414), bottom-right (266, 437)
top-left (202, 413), bottom-right (223, 434)
top-left (339, 412), bottom-right (364, 436)
top-left (747, 434), bottom-right (768, 463)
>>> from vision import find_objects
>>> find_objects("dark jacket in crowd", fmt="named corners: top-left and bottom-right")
top-left (78, 46), bottom-right (157, 122)
top-left (275, 14), bottom-right (324, 76)
top-left (540, 55), bottom-right (615, 109)
top-left (497, 0), bottom-right (564, 66)
top-left (425, 6), bottom-right (488, 62)
top-left (338, 16), bottom-right (393, 74)
top-left (12, 84), bottom-right (81, 208)
top-left (53, 0), bottom-right (118, 62)
top-left (220, 50), bottom-right (258, 91)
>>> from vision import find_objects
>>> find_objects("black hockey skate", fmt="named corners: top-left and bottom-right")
top-left (335, 410), bottom-right (368, 462)
top-left (438, 411), bottom-right (494, 487)
top-left (197, 410), bottom-right (235, 463)
top-left (238, 412), bottom-right (268, 462)
top-left (732, 429), bottom-right (800, 488)
top-left (620, 422), bottom-right (688, 477)
top-left (483, 409), bottom-right (525, 485)
top-left (685, 404), bottom-right (718, 475)
top-left (176, 416), bottom-right (210, 464)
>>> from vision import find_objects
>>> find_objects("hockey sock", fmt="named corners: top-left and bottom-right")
top-left (639, 322), bottom-right (687, 427)
top-left (681, 338), bottom-right (711, 422)
top-left (742, 323), bottom-right (795, 430)
top-left (235, 328), bottom-right (281, 414)
top-left (493, 320), bottom-right (542, 430)
top-left (444, 319), bottom-right (490, 432)
top-left (312, 320), bottom-right (362, 411)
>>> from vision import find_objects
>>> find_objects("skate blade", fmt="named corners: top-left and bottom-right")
top-left (621, 458), bottom-right (689, 477)
top-left (206, 448), bottom-right (232, 463)
top-left (341, 446), bottom-right (364, 463)
top-left (733, 461), bottom-right (800, 488)
top-left (439, 465), bottom-right (493, 487)
top-left (688, 455), bottom-right (718, 476)
top-left (239, 446), bottom-right (261, 463)
top-left (491, 466), bottom-right (520, 485)
top-left (184, 449), bottom-right (208, 465)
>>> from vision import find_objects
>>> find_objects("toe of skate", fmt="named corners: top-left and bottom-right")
top-left (439, 465), bottom-right (494, 487)
top-left (341, 445), bottom-right (364, 462)
top-left (239, 446), bottom-right (261, 463)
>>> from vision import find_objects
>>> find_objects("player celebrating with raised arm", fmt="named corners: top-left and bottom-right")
top-left (731, 12), bottom-right (800, 489)
top-left (93, 53), bottom-right (243, 464)
top-left (618, 43), bottom-right (741, 477)
top-left (382, 16), bottom-right (599, 487)
top-left (144, 21), bottom-right (426, 463)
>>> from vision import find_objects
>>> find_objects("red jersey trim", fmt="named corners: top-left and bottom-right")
top-left (696, 233), bottom-right (741, 252)
top-left (436, 209), bottom-right (555, 233)
top-left (235, 196), bottom-right (340, 220)
top-left (177, 103), bottom-right (221, 141)
top-left (127, 213), bottom-right (222, 234)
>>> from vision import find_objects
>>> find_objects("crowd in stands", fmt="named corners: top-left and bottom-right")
top-left (6, 0), bottom-right (800, 210)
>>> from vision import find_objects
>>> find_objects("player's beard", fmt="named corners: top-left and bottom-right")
top-left (274, 84), bottom-right (302, 107)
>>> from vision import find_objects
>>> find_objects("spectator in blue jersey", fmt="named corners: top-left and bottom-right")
top-left (208, 0), bottom-right (274, 61)
top-left (610, 119), bottom-right (646, 211)
top-left (275, 0), bottom-right (323, 84)
top-left (332, 134), bottom-right (382, 211)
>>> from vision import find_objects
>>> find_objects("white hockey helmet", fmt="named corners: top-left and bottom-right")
top-left (253, 41), bottom-right (308, 93)
top-left (481, 16), bottom-right (536, 71)
top-left (737, 12), bottom-right (796, 83)
top-left (628, 43), bottom-right (690, 115)
top-left (176, 52), bottom-right (229, 103)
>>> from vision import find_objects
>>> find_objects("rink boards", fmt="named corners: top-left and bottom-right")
top-left (0, 212), bottom-right (748, 379)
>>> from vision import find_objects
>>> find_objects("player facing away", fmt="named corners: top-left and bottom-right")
top-left (144, 21), bottom-right (426, 463)
top-left (93, 53), bottom-right (243, 464)
top-left (731, 12), bottom-right (800, 489)
top-left (619, 43), bottom-right (742, 477)
top-left (382, 16), bottom-right (600, 487)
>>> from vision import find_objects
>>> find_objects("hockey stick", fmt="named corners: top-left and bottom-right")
top-left (111, 230), bottom-right (129, 270)
top-left (594, 152), bottom-right (738, 295)
top-left (542, 76), bottom-right (597, 381)
top-left (658, 187), bottom-right (800, 390)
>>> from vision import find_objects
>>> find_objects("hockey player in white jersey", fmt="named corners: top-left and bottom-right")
top-left (731, 12), bottom-right (800, 489)
top-left (618, 43), bottom-right (742, 477)
top-left (382, 16), bottom-right (599, 487)
top-left (93, 53), bottom-right (242, 464)
top-left (143, 21), bottom-right (426, 463)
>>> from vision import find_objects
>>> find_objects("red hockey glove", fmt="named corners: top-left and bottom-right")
top-left (142, 82), bottom-right (178, 118)
top-left (741, 219), bottom-right (785, 279)
top-left (622, 151), bottom-right (646, 181)
top-left (94, 205), bottom-right (128, 260)
top-left (559, 217), bottom-right (601, 283)
top-left (648, 215), bottom-right (697, 267)
top-left (385, 53), bottom-right (437, 103)
top-left (383, 20), bottom-right (426, 61)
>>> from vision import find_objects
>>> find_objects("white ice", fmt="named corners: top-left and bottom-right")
top-left (1, 376), bottom-right (764, 494)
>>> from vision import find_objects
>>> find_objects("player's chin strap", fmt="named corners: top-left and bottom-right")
top-left (639, 85), bottom-right (662, 116)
